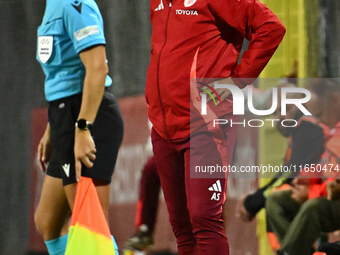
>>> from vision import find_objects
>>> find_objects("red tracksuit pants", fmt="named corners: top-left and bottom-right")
top-left (151, 118), bottom-right (237, 255)
top-left (135, 156), bottom-right (161, 233)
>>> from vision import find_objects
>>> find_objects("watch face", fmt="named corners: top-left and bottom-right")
top-left (77, 119), bottom-right (87, 129)
top-left (77, 119), bottom-right (93, 130)
top-left (76, 119), bottom-right (93, 130)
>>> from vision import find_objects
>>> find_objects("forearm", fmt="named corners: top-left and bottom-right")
top-left (45, 122), bottom-right (51, 135)
top-left (74, 68), bottom-right (106, 181)
top-left (77, 45), bottom-right (108, 124)
top-left (77, 66), bottom-right (107, 123)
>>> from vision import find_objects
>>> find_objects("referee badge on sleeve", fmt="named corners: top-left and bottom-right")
top-left (38, 36), bottom-right (53, 63)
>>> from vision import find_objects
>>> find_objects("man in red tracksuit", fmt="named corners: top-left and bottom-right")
top-left (145, 0), bottom-right (286, 254)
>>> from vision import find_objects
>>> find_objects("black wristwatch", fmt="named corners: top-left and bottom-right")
top-left (75, 119), bottom-right (93, 131)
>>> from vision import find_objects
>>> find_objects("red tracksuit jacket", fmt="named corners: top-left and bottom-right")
top-left (145, 0), bottom-right (286, 140)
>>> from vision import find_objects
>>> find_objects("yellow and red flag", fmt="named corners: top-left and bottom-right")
top-left (65, 177), bottom-right (117, 255)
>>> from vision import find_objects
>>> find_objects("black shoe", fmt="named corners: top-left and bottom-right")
top-left (125, 225), bottom-right (154, 251)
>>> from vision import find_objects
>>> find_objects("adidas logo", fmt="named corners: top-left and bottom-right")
top-left (208, 180), bottom-right (222, 201)
top-left (62, 163), bottom-right (70, 178)
top-left (155, 0), bottom-right (164, 11)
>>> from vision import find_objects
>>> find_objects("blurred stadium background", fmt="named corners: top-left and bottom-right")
top-left (1, 0), bottom-right (340, 254)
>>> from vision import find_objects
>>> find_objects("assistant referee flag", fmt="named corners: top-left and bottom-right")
top-left (65, 177), bottom-right (117, 255)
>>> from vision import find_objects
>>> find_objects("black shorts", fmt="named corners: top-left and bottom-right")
top-left (46, 90), bottom-right (124, 186)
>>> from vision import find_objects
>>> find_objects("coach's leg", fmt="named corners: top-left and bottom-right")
top-left (185, 133), bottom-right (229, 254)
top-left (185, 116), bottom-right (238, 255)
top-left (34, 176), bottom-right (71, 254)
top-left (185, 173), bottom-right (228, 255)
top-left (151, 129), bottom-right (195, 255)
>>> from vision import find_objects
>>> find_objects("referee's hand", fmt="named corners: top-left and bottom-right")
top-left (38, 123), bottom-right (53, 172)
top-left (74, 129), bottom-right (96, 182)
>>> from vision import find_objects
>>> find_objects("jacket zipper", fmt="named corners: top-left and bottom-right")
top-left (156, 0), bottom-right (172, 140)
